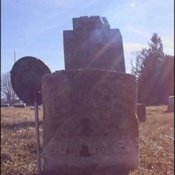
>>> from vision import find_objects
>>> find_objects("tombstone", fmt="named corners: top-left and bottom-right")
top-left (14, 103), bottom-right (26, 108)
top-left (136, 103), bottom-right (146, 122)
top-left (42, 16), bottom-right (139, 175)
top-left (1, 103), bottom-right (10, 107)
top-left (168, 96), bottom-right (174, 112)
top-left (63, 16), bottom-right (125, 72)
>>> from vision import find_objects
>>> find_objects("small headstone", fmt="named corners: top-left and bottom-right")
top-left (1, 103), bottom-right (10, 107)
top-left (30, 106), bottom-right (41, 110)
top-left (136, 103), bottom-right (146, 122)
top-left (168, 96), bottom-right (174, 112)
top-left (14, 103), bottom-right (26, 108)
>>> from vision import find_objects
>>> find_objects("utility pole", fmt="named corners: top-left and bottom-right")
top-left (13, 51), bottom-right (17, 102)
top-left (14, 51), bottom-right (16, 63)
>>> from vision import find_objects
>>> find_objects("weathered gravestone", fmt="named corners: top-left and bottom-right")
top-left (167, 96), bottom-right (174, 112)
top-left (63, 16), bottom-right (125, 72)
top-left (136, 103), bottom-right (146, 122)
top-left (42, 16), bottom-right (139, 175)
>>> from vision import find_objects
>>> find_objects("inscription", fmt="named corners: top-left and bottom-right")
top-left (48, 136), bottom-right (136, 155)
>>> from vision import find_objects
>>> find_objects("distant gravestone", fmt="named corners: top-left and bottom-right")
top-left (168, 96), bottom-right (174, 112)
top-left (136, 103), bottom-right (146, 122)
top-left (1, 104), bottom-right (10, 107)
top-left (63, 16), bottom-right (125, 72)
top-left (14, 103), bottom-right (26, 108)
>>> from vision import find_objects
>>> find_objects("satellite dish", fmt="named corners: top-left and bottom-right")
top-left (10, 56), bottom-right (51, 105)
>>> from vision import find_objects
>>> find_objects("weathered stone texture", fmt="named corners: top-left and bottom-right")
top-left (42, 69), bottom-right (139, 175)
top-left (63, 16), bottom-right (125, 72)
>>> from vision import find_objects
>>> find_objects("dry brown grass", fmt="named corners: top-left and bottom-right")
top-left (130, 106), bottom-right (174, 175)
top-left (1, 107), bottom-right (43, 175)
top-left (1, 106), bottom-right (174, 175)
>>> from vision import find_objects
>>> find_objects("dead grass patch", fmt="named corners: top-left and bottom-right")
top-left (1, 106), bottom-right (174, 175)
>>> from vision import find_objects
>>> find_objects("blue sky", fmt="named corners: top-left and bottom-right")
top-left (1, 0), bottom-right (174, 74)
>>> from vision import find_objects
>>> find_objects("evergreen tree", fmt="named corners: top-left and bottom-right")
top-left (131, 33), bottom-right (168, 105)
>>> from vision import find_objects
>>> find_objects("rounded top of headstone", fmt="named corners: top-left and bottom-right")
top-left (11, 56), bottom-right (51, 105)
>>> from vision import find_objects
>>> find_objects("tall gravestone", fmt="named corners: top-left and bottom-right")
top-left (63, 16), bottom-right (125, 72)
top-left (42, 16), bottom-right (139, 175)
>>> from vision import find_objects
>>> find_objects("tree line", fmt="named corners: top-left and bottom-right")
top-left (131, 33), bottom-right (174, 105)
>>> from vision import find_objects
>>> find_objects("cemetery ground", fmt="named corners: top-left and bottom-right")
top-left (1, 106), bottom-right (174, 175)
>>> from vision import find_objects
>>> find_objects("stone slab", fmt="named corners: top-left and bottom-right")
top-left (42, 69), bottom-right (139, 175)
top-left (63, 16), bottom-right (125, 72)
top-left (168, 96), bottom-right (174, 112)
top-left (136, 103), bottom-right (146, 122)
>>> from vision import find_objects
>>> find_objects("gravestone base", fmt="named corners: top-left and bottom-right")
top-left (42, 69), bottom-right (139, 175)
top-left (44, 165), bottom-right (130, 175)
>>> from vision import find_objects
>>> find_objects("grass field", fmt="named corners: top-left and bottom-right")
top-left (1, 105), bottom-right (174, 175)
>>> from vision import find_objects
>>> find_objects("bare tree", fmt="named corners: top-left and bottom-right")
top-left (1, 72), bottom-right (17, 104)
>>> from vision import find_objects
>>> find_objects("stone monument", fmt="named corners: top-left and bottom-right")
top-left (63, 16), bottom-right (125, 72)
top-left (167, 96), bottom-right (174, 112)
top-left (42, 16), bottom-right (139, 175)
top-left (136, 103), bottom-right (146, 122)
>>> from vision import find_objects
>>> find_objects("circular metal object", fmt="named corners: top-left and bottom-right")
top-left (11, 56), bottom-right (51, 105)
